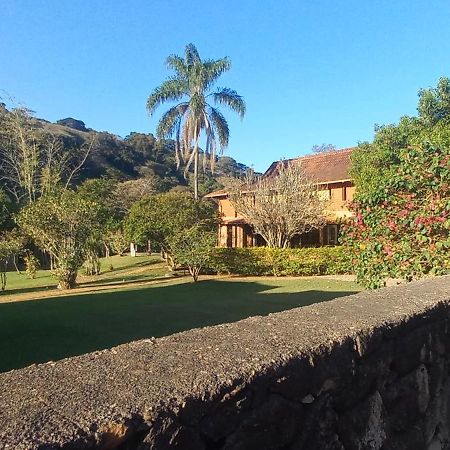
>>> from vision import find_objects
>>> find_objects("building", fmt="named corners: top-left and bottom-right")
top-left (205, 148), bottom-right (355, 248)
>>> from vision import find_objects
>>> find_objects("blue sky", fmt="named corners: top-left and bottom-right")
top-left (2, 1), bottom-right (450, 171)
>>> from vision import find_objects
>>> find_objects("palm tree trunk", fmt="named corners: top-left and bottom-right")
top-left (193, 123), bottom-right (199, 200)
top-left (194, 150), bottom-right (198, 200)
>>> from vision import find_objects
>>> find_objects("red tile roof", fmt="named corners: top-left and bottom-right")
top-left (204, 148), bottom-right (355, 199)
top-left (264, 148), bottom-right (354, 184)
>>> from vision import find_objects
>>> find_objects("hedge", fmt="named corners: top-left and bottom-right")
top-left (208, 246), bottom-right (352, 277)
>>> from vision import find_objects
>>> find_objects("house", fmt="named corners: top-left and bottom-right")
top-left (205, 148), bottom-right (355, 248)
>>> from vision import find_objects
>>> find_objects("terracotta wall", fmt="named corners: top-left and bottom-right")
top-left (219, 198), bottom-right (239, 218)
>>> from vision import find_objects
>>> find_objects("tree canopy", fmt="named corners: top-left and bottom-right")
top-left (147, 43), bottom-right (246, 199)
top-left (124, 192), bottom-right (216, 250)
top-left (17, 191), bottom-right (101, 288)
top-left (345, 78), bottom-right (450, 288)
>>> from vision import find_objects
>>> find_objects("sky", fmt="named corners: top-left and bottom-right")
top-left (1, 0), bottom-right (450, 171)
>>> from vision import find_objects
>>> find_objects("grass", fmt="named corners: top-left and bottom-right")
top-left (0, 266), bottom-right (361, 373)
top-left (2, 254), bottom-right (169, 295)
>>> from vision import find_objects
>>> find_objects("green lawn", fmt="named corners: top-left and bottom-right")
top-left (2, 254), bottom-right (169, 294)
top-left (0, 274), bottom-right (360, 373)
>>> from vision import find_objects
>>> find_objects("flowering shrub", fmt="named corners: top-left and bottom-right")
top-left (343, 144), bottom-right (450, 288)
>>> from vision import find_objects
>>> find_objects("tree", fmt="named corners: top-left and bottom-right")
top-left (229, 163), bottom-right (327, 248)
top-left (418, 77), bottom-right (450, 125)
top-left (124, 192), bottom-right (216, 267)
top-left (0, 107), bottom-right (92, 203)
top-left (351, 78), bottom-right (450, 200)
top-left (350, 116), bottom-right (424, 196)
top-left (147, 43), bottom-right (246, 199)
top-left (0, 231), bottom-right (23, 291)
top-left (113, 177), bottom-right (161, 213)
top-left (106, 227), bottom-right (129, 256)
top-left (343, 143), bottom-right (450, 288)
top-left (24, 250), bottom-right (39, 279)
top-left (345, 78), bottom-right (450, 288)
top-left (0, 189), bottom-right (15, 231)
top-left (77, 177), bottom-right (122, 260)
top-left (17, 191), bottom-right (100, 289)
top-left (169, 225), bottom-right (216, 282)
top-left (311, 143), bottom-right (337, 153)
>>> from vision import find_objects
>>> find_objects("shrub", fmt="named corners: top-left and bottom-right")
top-left (169, 225), bottom-right (216, 282)
top-left (24, 251), bottom-right (39, 279)
top-left (343, 144), bottom-right (450, 288)
top-left (208, 246), bottom-right (352, 277)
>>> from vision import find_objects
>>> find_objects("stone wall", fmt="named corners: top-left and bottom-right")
top-left (1, 276), bottom-right (450, 449)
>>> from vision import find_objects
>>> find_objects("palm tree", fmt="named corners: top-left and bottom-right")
top-left (147, 44), bottom-right (246, 199)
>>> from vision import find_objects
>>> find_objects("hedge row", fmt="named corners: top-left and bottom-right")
top-left (208, 246), bottom-right (352, 276)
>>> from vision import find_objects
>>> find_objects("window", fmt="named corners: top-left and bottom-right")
top-left (342, 186), bottom-right (347, 201)
top-left (227, 226), bottom-right (233, 247)
top-left (327, 225), bottom-right (338, 245)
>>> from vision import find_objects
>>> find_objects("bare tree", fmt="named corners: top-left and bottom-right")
top-left (0, 107), bottom-right (40, 202)
top-left (0, 107), bottom-right (92, 203)
top-left (229, 162), bottom-right (327, 248)
top-left (311, 143), bottom-right (337, 154)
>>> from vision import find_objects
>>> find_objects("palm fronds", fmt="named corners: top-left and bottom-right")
top-left (146, 43), bottom-right (246, 198)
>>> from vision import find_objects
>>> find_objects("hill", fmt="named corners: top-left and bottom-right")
top-left (0, 105), bottom-right (251, 198)
top-left (44, 116), bottom-right (250, 195)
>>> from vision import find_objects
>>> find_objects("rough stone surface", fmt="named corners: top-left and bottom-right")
top-left (1, 276), bottom-right (450, 449)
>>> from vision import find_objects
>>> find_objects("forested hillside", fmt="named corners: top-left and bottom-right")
top-left (0, 104), bottom-right (250, 202)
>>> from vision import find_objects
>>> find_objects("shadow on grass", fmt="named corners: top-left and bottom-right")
top-left (2, 284), bottom-right (57, 296)
top-left (3, 264), bottom-right (167, 296)
top-left (0, 280), bottom-right (358, 373)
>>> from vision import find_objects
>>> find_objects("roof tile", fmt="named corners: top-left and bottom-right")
top-left (265, 148), bottom-right (354, 184)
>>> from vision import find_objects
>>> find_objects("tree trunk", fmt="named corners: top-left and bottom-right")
top-left (13, 255), bottom-right (21, 274)
top-left (189, 266), bottom-right (199, 282)
top-left (104, 243), bottom-right (110, 258)
top-left (130, 242), bottom-right (136, 257)
top-left (0, 269), bottom-right (6, 291)
top-left (193, 123), bottom-right (199, 200)
top-left (58, 268), bottom-right (77, 289)
top-left (194, 147), bottom-right (199, 200)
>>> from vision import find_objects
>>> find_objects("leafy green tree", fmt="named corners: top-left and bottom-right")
top-left (106, 227), bottom-right (129, 256)
top-left (124, 192), bottom-right (216, 266)
top-left (345, 78), bottom-right (450, 288)
top-left (215, 156), bottom-right (248, 177)
top-left (0, 231), bottom-right (23, 291)
top-left (169, 225), bottom-right (216, 282)
top-left (77, 177), bottom-right (122, 261)
top-left (0, 189), bottom-right (15, 232)
top-left (147, 43), bottom-right (246, 199)
top-left (124, 132), bottom-right (157, 160)
top-left (17, 191), bottom-right (100, 289)
top-left (351, 78), bottom-right (450, 198)
top-left (418, 77), bottom-right (450, 125)
top-left (344, 143), bottom-right (450, 288)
